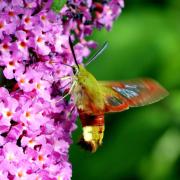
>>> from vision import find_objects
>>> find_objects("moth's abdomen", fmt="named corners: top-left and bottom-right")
top-left (78, 113), bottom-right (105, 152)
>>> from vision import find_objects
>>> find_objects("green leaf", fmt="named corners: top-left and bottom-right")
top-left (51, 0), bottom-right (66, 12)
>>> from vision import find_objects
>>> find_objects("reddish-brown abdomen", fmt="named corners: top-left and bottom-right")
top-left (79, 113), bottom-right (104, 127)
top-left (78, 112), bottom-right (105, 152)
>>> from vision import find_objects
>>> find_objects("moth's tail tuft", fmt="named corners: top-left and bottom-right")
top-left (78, 136), bottom-right (98, 153)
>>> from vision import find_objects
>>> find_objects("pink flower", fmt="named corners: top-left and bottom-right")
top-left (0, 0), bottom-right (124, 179)
top-left (0, 88), bottom-right (18, 133)
top-left (3, 53), bottom-right (24, 79)
top-left (0, 18), bottom-right (17, 39)
top-left (31, 28), bottom-right (51, 55)
top-left (3, 142), bottom-right (25, 163)
top-left (15, 30), bottom-right (30, 59)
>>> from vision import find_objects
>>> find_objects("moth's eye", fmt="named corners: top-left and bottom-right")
top-left (72, 66), bottom-right (77, 74)
top-left (73, 66), bottom-right (78, 74)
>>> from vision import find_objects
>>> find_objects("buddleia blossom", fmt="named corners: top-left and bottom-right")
top-left (59, 0), bottom-right (124, 40)
top-left (0, 0), bottom-right (124, 179)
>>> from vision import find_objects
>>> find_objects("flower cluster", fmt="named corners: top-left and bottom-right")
top-left (62, 0), bottom-right (124, 38)
top-left (0, 0), bottom-right (123, 179)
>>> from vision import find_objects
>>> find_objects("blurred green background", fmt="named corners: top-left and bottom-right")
top-left (70, 0), bottom-right (180, 180)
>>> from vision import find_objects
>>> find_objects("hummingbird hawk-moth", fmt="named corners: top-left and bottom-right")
top-left (66, 37), bottom-right (168, 152)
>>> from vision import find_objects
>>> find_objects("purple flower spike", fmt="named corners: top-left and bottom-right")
top-left (0, 0), bottom-right (124, 179)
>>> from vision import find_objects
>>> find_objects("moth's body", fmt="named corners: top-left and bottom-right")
top-left (72, 65), bottom-right (106, 152)
top-left (71, 64), bottom-right (168, 152)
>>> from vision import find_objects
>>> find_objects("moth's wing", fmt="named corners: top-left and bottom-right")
top-left (100, 79), bottom-right (169, 113)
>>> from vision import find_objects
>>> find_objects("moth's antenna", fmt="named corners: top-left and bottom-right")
top-left (61, 62), bottom-right (73, 68)
top-left (85, 42), bottom-right (108, 66)
top-left (69, 36), bottom-right (79, 69)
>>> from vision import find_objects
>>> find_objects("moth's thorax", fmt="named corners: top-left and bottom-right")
top-left (72, 65), bottom-right (104, 114)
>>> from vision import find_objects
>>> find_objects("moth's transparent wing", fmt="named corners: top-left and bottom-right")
top-left (100, 79), bottom-right (168, 113)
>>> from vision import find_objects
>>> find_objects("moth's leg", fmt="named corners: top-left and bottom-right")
top-left (41, 74), bottom-right (72, 84)
top-left (62, 81), bottom-right (76, 98)
top-left (58, 76), bottom-right (73, 90)
top-left (60, 76), bottom-right (72, 81)
top-left (67, 104), bottom-right (76, 119)
top-left (56, 81), bottom-right (77, 102)
top-left (60, 81), bottom-right (72, 90)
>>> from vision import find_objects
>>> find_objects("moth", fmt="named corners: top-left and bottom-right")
top-left (65, 37), bottom-right (168, 152)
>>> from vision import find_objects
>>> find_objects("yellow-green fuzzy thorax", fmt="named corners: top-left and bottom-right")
top-left (73, 65), bottom-right (104, 111)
